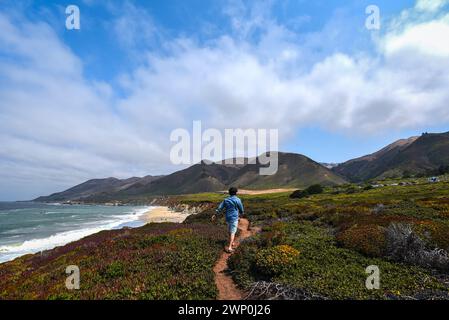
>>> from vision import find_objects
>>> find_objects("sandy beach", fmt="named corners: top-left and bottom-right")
top-left (140, 206), bottom-right (190, 223)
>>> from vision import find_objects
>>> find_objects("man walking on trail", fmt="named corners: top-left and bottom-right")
top-left (212, 187), bottom-right (244, 253)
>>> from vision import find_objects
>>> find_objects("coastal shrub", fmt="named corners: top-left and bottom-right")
top-left (227, 240), bottom-right (259, 288)
top-left (168, 228), bottom-right (193, 238)
top-left (372, 203), bottom-right (385, 214)
top-left (0, 223), bottom-right (227, 300)
top-left (184, 208), bottom-right (215, 224)
top-left (414, 220), bottom-right (449, 250)
top-left (245, 281), bottom-right (327, 300)
top-left (137, 234), bottom-right (169, 248)
top-left (345, 187), bottom-right (357, 194)
top-left (336, 224), bottom-right (386, 257)
top-left (416, 198), bottom-right (449, 219)
top-left (255, 245), bottom-right (300, 276)
top-left (385, 223), bottom-right (449, 272)
top-left (101, 261), bottom-right (125, 279)
top-left (201, 181), bottom-right (449, 298)
top-left (230, 220), bottom-right (445, 299)
top-left (260, 222), bottom-right (287, 247)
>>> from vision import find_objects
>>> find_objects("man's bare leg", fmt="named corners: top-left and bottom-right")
top-left (228, 233), bottom-right (235, 251)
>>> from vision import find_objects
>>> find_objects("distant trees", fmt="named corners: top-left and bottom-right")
top-left (438, 164), bottom-right (449, 175)
top-left (401, 164), bottom-right (449, 179)
top-left (307, 184), bottom-right (324, 194)
top-left (402, 170), bottom-right (412, 179)
top-left (290, 184), bottom-right (324, 199)
top-left (289, 190), bottom-right (308, 199)
top-left (422, 165), bottom-right (449, 177)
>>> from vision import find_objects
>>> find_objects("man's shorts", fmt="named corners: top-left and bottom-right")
top-left (227, 219), bottom-right (239, 235)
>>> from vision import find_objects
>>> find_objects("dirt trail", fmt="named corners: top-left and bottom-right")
top-left (213, 218), bottom-right (259, 300)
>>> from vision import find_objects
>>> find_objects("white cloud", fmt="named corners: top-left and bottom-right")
top-left (118, 5), bottom-right (449, 134)
top-left (110, 2), bottom-right (160, 51)
top-left (416, 0), bottom-right (449, 12)
top-left (0, 12), bottom-right (171, 200)
top-left (383, 15), bottom-right (449, 57)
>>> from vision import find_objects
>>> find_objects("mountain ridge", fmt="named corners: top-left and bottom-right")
top-left (35, 152), bottom-right (345, 202)
top-left (35, 131), bottom-right (449, 202)
top-left (333, 132), bottom-right (449, 181)
top-left (34, 175), bottom-right (164, 202)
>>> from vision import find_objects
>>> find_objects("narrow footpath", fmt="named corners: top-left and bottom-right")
top-left (213, 218), bottom-right (259, 300)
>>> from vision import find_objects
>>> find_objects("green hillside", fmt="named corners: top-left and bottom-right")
top-left (334, 132), bottom-right (449, 181)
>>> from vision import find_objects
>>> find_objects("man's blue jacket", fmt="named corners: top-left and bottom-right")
top-left (216, 195), bottom-right (244, 222)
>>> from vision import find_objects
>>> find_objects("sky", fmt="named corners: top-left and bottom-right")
top-left (1, 0), bottom-right (449, 200)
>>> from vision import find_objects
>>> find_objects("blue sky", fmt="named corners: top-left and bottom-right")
top-left (14, 0), bottom-right (414, 81)
top-left (1, 0), bottom-right (449, 200)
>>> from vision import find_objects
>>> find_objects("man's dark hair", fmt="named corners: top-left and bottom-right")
top-left (228, 187), bottom-right (238, 195)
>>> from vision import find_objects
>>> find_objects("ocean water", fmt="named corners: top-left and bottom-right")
top-left (0, 202), bottom-right (152, 263)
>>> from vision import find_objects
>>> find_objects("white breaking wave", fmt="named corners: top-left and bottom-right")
top-left (0, 206), bottom-right (154, 264)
